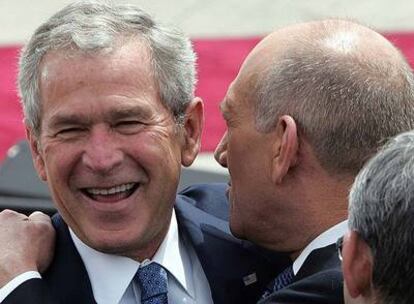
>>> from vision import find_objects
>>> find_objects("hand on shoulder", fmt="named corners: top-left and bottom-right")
top-left (0, 210), bottom-right (55, 287)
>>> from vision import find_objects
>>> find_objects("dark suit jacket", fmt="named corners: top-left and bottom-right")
top-left (259, 244), bottom-right (344, 304)
top-left (3, 183), bottom-right (289, 304)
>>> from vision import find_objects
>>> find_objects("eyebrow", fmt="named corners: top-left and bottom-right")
top-left (219, 101), bottom-right (225, 113)
top-left (48, 114), bottom-right (92, 130)
top-left (108, 105), bottom-right (153, 121)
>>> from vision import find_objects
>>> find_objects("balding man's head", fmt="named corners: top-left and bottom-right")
top-left (215, 19), bottom-right (414, 252)
top-left (235, 19), bottom-right (414, 175)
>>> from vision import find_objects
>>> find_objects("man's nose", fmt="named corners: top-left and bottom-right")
top-left (214, 132), bottom-right (228, 168)
top-left (82, 127), bottom-right (123, 173)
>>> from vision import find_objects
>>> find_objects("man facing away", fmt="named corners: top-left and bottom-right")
top-left (0, 1), bottom-right (284, 303)
top-left (341, 130), bottom-right (414, 304)
top-left (214, 19), bottom-right (414, 303)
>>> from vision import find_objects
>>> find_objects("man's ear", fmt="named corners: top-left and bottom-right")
top-left (181, 97), bottom-right (204, 167)
top-left (26, 127), bottom-right (47, 181)
top-left (271, 115), bottom-right (298, 184)
top-left (342, 230), bottom-right (373, 299)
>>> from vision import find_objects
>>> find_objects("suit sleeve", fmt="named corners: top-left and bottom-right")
top-left (1, 278), bottom-right (57, 304)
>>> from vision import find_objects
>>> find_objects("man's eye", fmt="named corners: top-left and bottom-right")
top-left (222, 116), bottom-right (233, 126)
top-left (57, 128), bottom-right (83, 135)
top-left (55, 127), bottom-right (85, 139)
top-left (221, 112), bottom-right (232, 125)
top-left (118, 121), bottom-right (140, 126)
top-left (115, 121), bottom-right (145, 133)
top-left (116, 121), bottom-right (142, 128)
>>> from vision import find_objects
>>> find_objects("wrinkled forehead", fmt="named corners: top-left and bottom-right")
top-left (40, 39), bottom-right (153, 86)
top-left (40, 36), bottom-right (150, 77)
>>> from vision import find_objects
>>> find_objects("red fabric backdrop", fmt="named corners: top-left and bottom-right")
top-left (1, 33), bottom-right (414, 161)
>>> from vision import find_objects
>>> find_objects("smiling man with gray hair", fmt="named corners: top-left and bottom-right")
top-left (0, 1), bottom-right (281, 303)
top-left (341, 130), bottom-right (414, 304)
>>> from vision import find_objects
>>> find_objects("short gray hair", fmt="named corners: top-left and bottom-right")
top-left (254, 20), bottom-right (414, 175)
top-left (349, 130), bottom-right (414, 304)
top-left (19, 0), bottom-right (197, 136)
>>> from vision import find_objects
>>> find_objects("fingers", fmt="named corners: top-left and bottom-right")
top-left (0, 209), bottom-right (28, 220)
top-left (0, 209), bottom-right (51, 224)
top-left (28, 211), bottom-right (54, 241)
top-left (0, 210), bottom-right (56, 283)
top-left (28, 211), bottom-right (51, 223)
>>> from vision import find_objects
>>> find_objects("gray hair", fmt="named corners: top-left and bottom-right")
top-left (19, 0), bottom-right (197, 136)
top-left (254, 20), bottom-right (414, 175)
top-left (349, 130), bottom-right (414, 304)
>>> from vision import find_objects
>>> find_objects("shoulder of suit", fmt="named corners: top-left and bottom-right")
top-left (176, 183), bottom-right (229, 220)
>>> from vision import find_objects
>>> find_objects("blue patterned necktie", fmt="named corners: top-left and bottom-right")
top-left (134, 262), bottom-right (169, 304)
top-left (261, 265), bottom-right (294, 299)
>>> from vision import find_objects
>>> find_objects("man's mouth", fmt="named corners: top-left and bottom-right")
top-left (81, 182), bottom-right (139, 202)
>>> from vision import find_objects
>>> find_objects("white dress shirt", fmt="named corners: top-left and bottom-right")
top-left (0, 210), bottom-right (213, 304)
top-left (292, 220), bottom-right (348, 275)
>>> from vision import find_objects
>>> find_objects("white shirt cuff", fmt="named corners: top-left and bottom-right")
top-left (0, 271), bottom-right (41, 302)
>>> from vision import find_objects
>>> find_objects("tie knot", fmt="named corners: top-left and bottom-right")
top-left (134, 262), bottom-right (168, 303)
top-left (272, 265), bottom-right (294, 292)
top-left (261, 265), bottom-right (295, 300)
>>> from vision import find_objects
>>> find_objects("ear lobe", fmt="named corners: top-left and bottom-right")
top-left (272, 115), bottom-right (298, 184)
top-left (342, 231), bottom-right (373, 299)
top-left (26, 127), bottom-right (47, 181)
top-left (181, 97), bottom-right (204, 167)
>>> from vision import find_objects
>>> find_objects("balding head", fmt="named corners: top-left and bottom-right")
top-left (215, 19), bottom-right (414, 253)
top-left (235, 19), bottom-right (414, 175)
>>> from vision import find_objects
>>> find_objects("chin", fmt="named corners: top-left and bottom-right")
top-left (79, 227), bottom-right (138, 253)
top-left (94, 242), bottom-right (133, 255)
top-left (229, 217), bottom-right (247, 240)
top-left (88, 235), bottom-right (130, 252)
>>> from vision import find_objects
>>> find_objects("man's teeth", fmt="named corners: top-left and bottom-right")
top-left (86, 183), bottom-right (135, 196)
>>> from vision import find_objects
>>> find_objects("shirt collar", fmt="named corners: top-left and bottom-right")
top-left (70, 209), bottom-right (194, 303)
top-left (150, 209), bottom-right (195, 298)
top-left (292, 220), bottom-right (348, 275)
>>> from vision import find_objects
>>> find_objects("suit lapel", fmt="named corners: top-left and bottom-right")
top-left (295, 244), bottom-right (340, 281)
top-left (44, 215), bottom-right (96, 303)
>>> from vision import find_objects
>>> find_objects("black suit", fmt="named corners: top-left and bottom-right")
top-left (3, 183), bottom-right (289, 304)
top-left (259, 244), bottom-right (344, 304)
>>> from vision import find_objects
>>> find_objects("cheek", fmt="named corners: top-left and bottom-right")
top-left (138, 132), bottom-right (182, 170)
top-left (41, 144), bottom-right (81, 186)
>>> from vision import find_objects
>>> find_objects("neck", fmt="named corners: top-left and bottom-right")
top-left (288, 217), bottom-right (347, 261)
